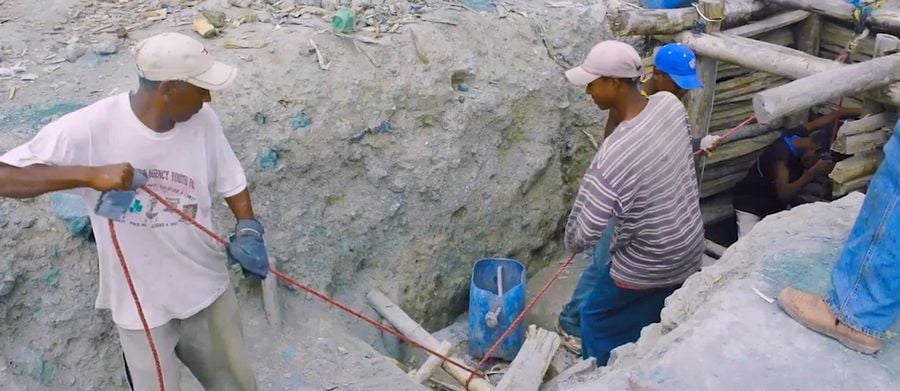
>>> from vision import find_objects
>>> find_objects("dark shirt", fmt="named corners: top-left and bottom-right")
top-left (733, 126), bottom-right (807, 217)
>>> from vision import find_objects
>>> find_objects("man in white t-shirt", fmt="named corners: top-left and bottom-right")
top-left (0, 33), bottom-right (265, 390)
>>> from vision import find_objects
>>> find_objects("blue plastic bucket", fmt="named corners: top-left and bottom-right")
top-left (643, 0), bottom-right (692, 9)
top-left (468, 258), bottom-right (527, 361)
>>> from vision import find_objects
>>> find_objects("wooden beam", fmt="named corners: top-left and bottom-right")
top-left (610, 0), bottom-right (763, 36)
top-left (830, 150), bottom-right (884, 184)
top-left (768, 0), bottom-right (900, 36)
top-left (496, 325), bottom-right (561, 391)
top-left (688, 0), bottom-right (726, 139)
top-left (703, 153), bottom-right (757, 181)
top-left (263, 258), bottom-right (282, 330)
top-left (752, 53), bottom-right (900, 124)
top-left (838, 112), bottom-right (897, 137)
top-left (724, 10), bottom-right (810, 38)
top-left (757, 28), bottom-right (796, 47)
top-left (710, 120), bottom-right (783, 142)
top-left (701, 193), bottom-right (734, 225)
top-left (707, 131), bottom-right (780, 164)
top-left (701, 171), bottom-right (745, 198)
top-left (366, 290), bottom-right (494, 391)
top-left (833, 128), bottom-right (892, 154)
top-left (715, 73), bottom-right (787, 104)
top-left (821, 21), bottom-right (875, 57)
top-left (796, 13), bottom-right (823, 57)
top-left (539, 358), bottom-right (597, 391)
top-left (834, 174), bottom-right (873, 197)
top-left (412, 340), bottom-right (454, 384)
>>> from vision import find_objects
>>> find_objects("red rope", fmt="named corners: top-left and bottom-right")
top-left (692, 115), bottom-right (757, 157)
top-left (137, 187), bottom-right (485, 378)
top-left (465, 253), bottom-right (578, 389)
top-left (109, 220), bottom-right (166, 391)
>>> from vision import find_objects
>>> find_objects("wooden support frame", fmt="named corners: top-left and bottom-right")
top-left (752, 52), bottom-right (900, 124)
top-left (610, 0), bottom-right (763, 36)
top-left (495, 325), bottom-right (561, 391)
top-left (687, 0), bottom-right (726, 139)
top-left (724, 10), bottom-right (810, 38)
top-left (768, 0), bottom-right (900, 36)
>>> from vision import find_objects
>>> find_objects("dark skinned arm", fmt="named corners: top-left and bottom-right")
top-left (0, 162), bottom-right (133, 199)
top-left (773, 161), bottom-right (819, 203)
top-left (225, 188), bottom-right (255, 220)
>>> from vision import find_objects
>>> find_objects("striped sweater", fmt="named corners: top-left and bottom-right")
top-left (564, 92), bottom-right (704, 288)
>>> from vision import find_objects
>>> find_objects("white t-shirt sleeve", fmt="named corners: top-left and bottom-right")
top-left (0, 118), bottom-right (88, 167)
top-left (206, 110), bottom-right (247, 198)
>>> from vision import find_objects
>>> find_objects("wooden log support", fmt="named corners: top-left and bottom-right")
top-left (675, 31), bottom-right (900, 107)
top-left (724, 10), bottom-right (810, 38)
top-left (752, 53), bottom-right (900, 124)
top-left (701, 193), bottom-right (734, 225)
top-left (539, 358), bottom-right (597, 391)
top-left (688, 0), bottom-right (726, 139)
top-left (757, 28), bottom-right (796, 47)
top-left (796, 13), bottom-right (823, 56)
top-left (707, 131), bottom-right (780, 165)
top-left (821, 22), bottom-right (875, 57)
top-left (830, 150), bottom-right (884, 184)
top-left (366, 290), bottom-right (494, 391)
top-left (710, 120), bottom-right (783, 142)
top-left (701, 172), bottom-right (747, 198)
top-left (768, 0), bottom-right (900, 36)
top-left (837, 111), bottom-right (896, 137)
top-left (496, 325), bottom-right (561, 391)
top-left (715, 73), bottom-right (787, 104)
top-left (412, 340), bottom-right (454, 384)
top-left (834, 175), bottom-right (874, 197)
top-left (610, 1), bottom-right (762, 36)
top-left (833, 128), bottom-right (892, 154)
top-left (702, 153), bottom-right (757, 181)
top-left (263, 258), bottom-right (282, 330)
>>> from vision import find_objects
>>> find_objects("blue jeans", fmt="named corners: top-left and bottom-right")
top-left (580, 261), bottom-right (677, 365)
top-left (558, 219), bottom-right (617, 337)
top-left (826, 130), bottom-right (900, 338)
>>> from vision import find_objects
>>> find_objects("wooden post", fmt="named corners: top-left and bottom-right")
top-left (752, 53), bottom-right (900, 124)
top-left (263, 258), bottom-right (282, 330)
top-left (539, 358), bottom-right (597, 391)
top-left (366, 290), bottom-right (494, 391)
top-left (687, 0), bottom-right (726, 140)
top-left (496, 325), bottom-right (561, 391)
top-left (796, 14), bottom-right (822, 56)
top-left (829, 150), bottom-right (885, 184)
top-left (412, 340), bottom-right (454, 384)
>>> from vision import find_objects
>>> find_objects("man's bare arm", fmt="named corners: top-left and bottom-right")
top-left (0, 162), bottom-right (134, 198)
top-left (225, 188), bottom-right (255, 220)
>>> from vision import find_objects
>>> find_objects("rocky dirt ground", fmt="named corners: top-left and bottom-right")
top-left (0, 0), bottom-right (618, 389)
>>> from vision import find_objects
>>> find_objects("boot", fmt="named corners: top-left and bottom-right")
top-left (778, 287), bottom-right (883, 355)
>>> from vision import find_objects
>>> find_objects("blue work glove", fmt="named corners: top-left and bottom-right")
top-left (94, 169), bottom-right (148, 220)
top-left (226, 219), bottom-right (270, 279)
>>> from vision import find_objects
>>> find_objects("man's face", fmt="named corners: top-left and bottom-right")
top-left (586, 77), bottom-right (619, 110)
top-left (653, 71), bottom-right (685, 98)
top-left (160, 81), bottom-right (211, 123)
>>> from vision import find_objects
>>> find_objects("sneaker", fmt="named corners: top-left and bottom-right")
top-left (555, 318), bottom-right (582, 356)
top-left (778, 287), bottom-right (884, 355)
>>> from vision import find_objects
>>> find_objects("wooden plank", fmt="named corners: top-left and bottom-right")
top-left (701, 171), bottom-right (746, 198)
top-left (539, 358), bottom-right (597, 391)
top-left (703, 152), bottom-right (758, 181)
top-left (752, 53), bottom-right (900, 124)
top-left (756, 28), bottom-right (796, 47)
top-left (710, 104), bottom-right (756, 130)
top-left (366, 290), bottom-right (494, 391)
top-left (834, 174), bottom-right (873, 197)
top-left (496, 325), bottom-right (561, 391)
top-left (837, 112), bottom-right (897, 137)
top-left (769, 0), bottom-right (900, 36)
top-left (412, 340), bottom-right (454, 384)
top-left (797, 13), bottom-right (823, 58)
top-left (701, 193), bottom-right (734, 225)
top-left (707, 131), bottom-right (780, 164)
top-left (821, 22), bottom-right (875, 57)
top-left (610, 1), bottom-right (763, 36)
top-left (830, 149), bottom-right (884, 184)
top-left (710, 120), bottom-right (783, 142)
top-left (724, 10), bottom-right (810, 38)
top-left (716, 74), bottom-right (787, 104)
top-left (687, 0), bottom-right (726, 139)
top-left (832, 128), bottom-right (892, 154)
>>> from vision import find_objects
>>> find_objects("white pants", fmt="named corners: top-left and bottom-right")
top-left (735, 210), bottom-right (761, 238)
top-left (118, 289), bottom-right (256, 391)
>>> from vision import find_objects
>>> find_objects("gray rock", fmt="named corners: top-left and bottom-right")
top-left (92, 40), bottom-right (118, 56)
top-left (201, 9), bottom-right (227, 29)
top-left (64, 44), bottom-right (86, 63)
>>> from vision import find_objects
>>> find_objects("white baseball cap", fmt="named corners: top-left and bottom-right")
top-left (565, 40), bottom-right (644, 86)
top-left (133, 32), bottom-right (237, 90)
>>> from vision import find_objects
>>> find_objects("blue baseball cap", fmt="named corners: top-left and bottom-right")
top-left (654, 43), bottom-right (703, 90)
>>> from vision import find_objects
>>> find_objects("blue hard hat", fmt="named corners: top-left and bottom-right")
top-left (654, 43), bottom-right (703, 90)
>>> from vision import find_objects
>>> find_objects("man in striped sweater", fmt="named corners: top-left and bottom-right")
top-left (563, 40), bottom-right (706, 365)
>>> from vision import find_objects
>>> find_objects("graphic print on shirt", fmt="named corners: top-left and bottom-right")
top-left (120, 168), bottom-right (199, 228)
